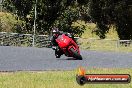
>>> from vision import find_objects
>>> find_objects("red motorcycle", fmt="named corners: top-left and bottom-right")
top-left (53, 34), bottom-right (82, 60)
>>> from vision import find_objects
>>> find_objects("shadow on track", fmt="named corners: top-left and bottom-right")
top-left (57, 57), bottom-right (83, 60)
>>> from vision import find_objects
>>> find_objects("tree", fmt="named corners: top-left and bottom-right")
top-left (53, 1), bottom-right (86, 36)
top-left (35, 0), bottom-right (67, 34)
top-left (2, 0), bottom-right (33, 33)
top-left (78, 0), bottom-right (132, 40)
top-left (2, 0), bottom-right (85, 36)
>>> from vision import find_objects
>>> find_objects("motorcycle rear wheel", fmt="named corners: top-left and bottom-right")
top-left (70, 48), bottom-right (82, 60)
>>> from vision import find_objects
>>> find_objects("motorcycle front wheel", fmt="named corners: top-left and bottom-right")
top-left (70, 48), bottom-right (82, 60)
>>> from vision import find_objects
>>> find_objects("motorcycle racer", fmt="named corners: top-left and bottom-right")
top-left (50, 27), bottom-right (76, 58)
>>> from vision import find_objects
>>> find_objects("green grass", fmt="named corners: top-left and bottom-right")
top-left (73, 20), bottom-right (118, 39)
top-left (78, 38), bottom-right (132, 52)
top-left (73, 21), bottom-right (132, 52)
top-left (0, 68), bottom-right (132, 88)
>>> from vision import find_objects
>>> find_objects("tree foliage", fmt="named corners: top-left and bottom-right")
top-left (78, 0), bottom-right (132, 39)
top-left (0, 12), bottom-right (25, 32)
top-left (53, 2), bottom-right (86, 36)
top-left (2, 0), bottom-right (132, 39)
top-left (2, 0), bottom-right (85, 36)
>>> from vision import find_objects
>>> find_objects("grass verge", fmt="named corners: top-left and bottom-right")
top-left (74, 21), bottom-right (132, 52)
top-left (78, 38), bottom-right (132, 52)
top-left (0, 68), bottom-right (132, 88)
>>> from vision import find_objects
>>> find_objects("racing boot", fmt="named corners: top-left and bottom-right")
top-left (55, 50), bottom-right (61, 58)
top-left (55, 53), bottom-right (61, 58)
top-left (55, 46), bottom-right (61, 58)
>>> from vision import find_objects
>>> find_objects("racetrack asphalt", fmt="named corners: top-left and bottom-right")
top-left (0, 46), bottom-right (132, 71)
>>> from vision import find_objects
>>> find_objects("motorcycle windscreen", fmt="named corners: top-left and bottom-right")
top-left (56, 34), bottom-right (71, 48)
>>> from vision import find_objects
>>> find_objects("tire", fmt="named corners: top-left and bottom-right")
top-left (70, 48), bottom-right (82, 60)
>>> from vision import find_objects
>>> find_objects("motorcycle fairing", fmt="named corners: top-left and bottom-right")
top-left (55, 34), bottom-right (80, 57)
top-left (56, 34), bottom-right (71, 48)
